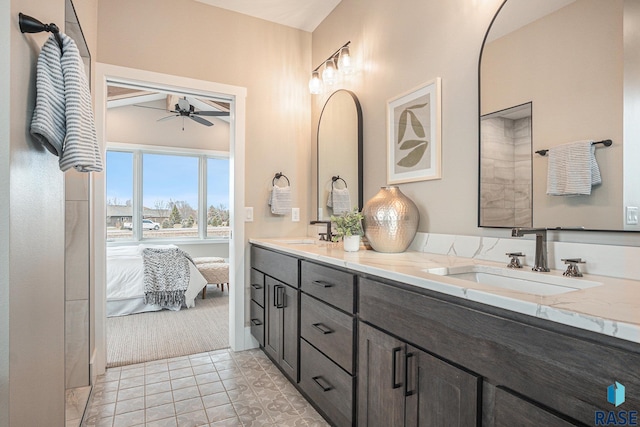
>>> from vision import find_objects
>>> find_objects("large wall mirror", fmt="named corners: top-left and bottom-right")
top-left (317, 90), bottom-right (363, 220)
top-left (479, 0), bottom-right (640, 231)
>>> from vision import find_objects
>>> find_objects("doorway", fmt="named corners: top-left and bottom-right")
top-left (93, 64), bottom-right (249, 376)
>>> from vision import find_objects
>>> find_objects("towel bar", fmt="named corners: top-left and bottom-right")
top-left (331, 175), bottom-right (348, 188)
top-left (536, 139), bottom-right (612, 156)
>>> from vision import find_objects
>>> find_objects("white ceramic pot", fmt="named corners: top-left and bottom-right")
top-left (343, 235), bottom-right (361, 252)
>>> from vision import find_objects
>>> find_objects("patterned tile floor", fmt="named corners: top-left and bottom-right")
top-left (82, 348), bottom-right (330, 427)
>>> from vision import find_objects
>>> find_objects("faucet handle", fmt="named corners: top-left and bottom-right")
top-left (562, 258), bottom-right (585, 277)
top-left (506, 252), bottom-right (525, 269)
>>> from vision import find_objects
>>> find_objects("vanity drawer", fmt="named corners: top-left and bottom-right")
top-left (299, 339), bottom-right (353, 427)
top-left (250, 300), bottom-right (264, 347)
top-left (300, 294), bottom-right (354, 374)
top-left (251, 245), bottom-right (298, 287)
top-left (300, 260), bottom-right (355, 313)
top-left (250, 268), bottom-right (265, 307)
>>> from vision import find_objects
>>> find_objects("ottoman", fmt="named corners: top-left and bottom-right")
top-left (195, 262), bottom-right (229, 298)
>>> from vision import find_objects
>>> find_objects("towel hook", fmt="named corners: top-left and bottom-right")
top-left (272, 172), bottom-right (290, 186)
top-left (331, 175), bottom-right (348, 189)
top-left (19, 13), bottom-right (64, 51)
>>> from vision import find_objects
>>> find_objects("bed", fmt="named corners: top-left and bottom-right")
top-left (106, 244), bottom-right (207, 317)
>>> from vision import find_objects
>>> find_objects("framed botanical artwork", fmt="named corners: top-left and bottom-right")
top-left (387, 78), bottom-right (441, 184)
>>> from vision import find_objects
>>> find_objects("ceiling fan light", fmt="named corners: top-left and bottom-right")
top-left (322, 59), bottom-right (337, 85)
top-left (338, 46), bottom-right (353, 74)
top-left (309, 70), bottom-right (322, 94)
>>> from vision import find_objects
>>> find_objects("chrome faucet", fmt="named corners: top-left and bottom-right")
top-left (511, 228), bottom-right (550, 272)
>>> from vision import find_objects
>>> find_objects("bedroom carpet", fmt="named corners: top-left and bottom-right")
top-left (106, 288), bottom-right (229, 368)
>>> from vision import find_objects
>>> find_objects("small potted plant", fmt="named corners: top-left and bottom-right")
top-left (331, 208), bottom-right (364, 252)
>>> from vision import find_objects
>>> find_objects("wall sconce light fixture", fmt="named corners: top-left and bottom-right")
top-left (309, 41), bottom-right (352, 94)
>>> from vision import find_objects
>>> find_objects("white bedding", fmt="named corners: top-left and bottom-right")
top-left (106, 244), bottom-right (207, 317)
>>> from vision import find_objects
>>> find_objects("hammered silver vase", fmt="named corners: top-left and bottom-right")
top-left (363, 186), bottom-right (419, 253)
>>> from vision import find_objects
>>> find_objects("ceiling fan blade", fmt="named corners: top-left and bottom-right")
top-left (193, 111), bottom-right (230, 117)
top-left (177, 98), bottom-right (190, 111)
top-left (189, 115), bottom-right (214, 127)
top-left (157, 114), bottom-right (179, 122)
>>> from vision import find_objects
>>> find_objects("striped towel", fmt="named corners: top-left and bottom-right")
top-left (31, 33), bottom-right (103, 173)
top-left (268, 185), bottom-right (292, 215)
top-left (327, 187), bottom-right (352, 215)
top-left (546, 140), bottom-right (601, 196)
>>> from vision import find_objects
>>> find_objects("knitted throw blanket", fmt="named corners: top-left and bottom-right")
top-left (142, 248), bottom-right (194, 309)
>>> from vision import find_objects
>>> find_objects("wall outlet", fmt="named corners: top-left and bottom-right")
top-left (292, 208), bottom-right (300, 222)
top-left (245, 207), bottom-right (254, 222)
top-left (626, 206), bottom-right (638, 225)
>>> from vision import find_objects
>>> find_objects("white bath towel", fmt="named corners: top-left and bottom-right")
top-left (269, 185), bottom-right (292, 215)
top-left (31, 33), bottom-right (103, 172)
top-left (546, 140), bottom-right (601, 196)
top-left (327, 187), bottom-right (352, 215)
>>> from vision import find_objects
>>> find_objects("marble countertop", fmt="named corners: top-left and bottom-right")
top-left (250, 237), bottom-right (640, 344)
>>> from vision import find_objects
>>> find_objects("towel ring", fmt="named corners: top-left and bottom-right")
top-left (272, 172), bottom-right (290, 186)
top-left (331, 175), bottom-right (347, 189)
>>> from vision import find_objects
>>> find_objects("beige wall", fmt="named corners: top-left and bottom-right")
top-left (312, 0), bottom-right (504, 236)
top-left (481, 0), bottom-right (623, 230)
top-left (97, 0), bottom-right (312, 238)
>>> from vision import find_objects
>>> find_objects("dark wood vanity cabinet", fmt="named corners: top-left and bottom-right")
top-left (250, 244), bottom-right (640, 427)
top-left (249, 269), bottom-right (265, 346)
top-left (298, 260), bottom-right (357, 427)
top-left (358, 322), bottom-right (479, 427)
top-left (250, 246), bottom-right (299, 382)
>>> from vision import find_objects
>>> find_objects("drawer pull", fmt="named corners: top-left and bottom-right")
top-left (251, 283), bottom-right (263, 290)
top-left (312, 375), bottom-right (333, 392)
top-left (312, 280), bottom-right (334, 288)
top-left (311, 322), bottom-right (334, 335)
top-left (392, 346), bottom-right (403, 389)
top-left (251, 319), bottom-right (263, 326)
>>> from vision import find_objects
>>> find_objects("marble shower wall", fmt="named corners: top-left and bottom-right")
top-left (65, 171), bottom-right (90, 389)
top-left (480, 116), bottom-right (532, 227)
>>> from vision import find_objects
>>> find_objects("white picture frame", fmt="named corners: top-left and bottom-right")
top-left (387, 78), bottom-right (442, 184)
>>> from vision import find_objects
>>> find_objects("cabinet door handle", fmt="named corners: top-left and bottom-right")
top-left (405, 352), bottom-right (415, 397)
top-left (251, 319), bottom-right (262, 326)
top-left (392, 346), bottom-right (403, 389)
top-left (312, 323), bottom-right (334, 335)
top-left (312, 280), bottom-right (333, 288)
top-left (251, 283), bottom-right (263, 289)
top-left (312, 375), bottom-right (333, 392)
top-left (276, 286), bottom-right (285, 309)
top-left (273, 285), bottom-right (278, 307)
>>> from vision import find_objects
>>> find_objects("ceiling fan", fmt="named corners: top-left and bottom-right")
top-left (159, 97), bottom-right (230, 129)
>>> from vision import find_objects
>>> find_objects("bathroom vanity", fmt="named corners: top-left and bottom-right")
top-left (249, 239), bottom-right (640, 426)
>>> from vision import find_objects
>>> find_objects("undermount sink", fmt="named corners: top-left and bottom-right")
top-left (424, 265), bottom-right (602, 296)
top-left (276, 238), bottom-right (318, 245)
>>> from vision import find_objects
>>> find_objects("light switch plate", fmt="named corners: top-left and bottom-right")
top-left (245, 207), bottom-right (254, 222)
top-left (292, 208), bottom-right (300, 222)
top-left (626, 206), bottom-right (638, 225)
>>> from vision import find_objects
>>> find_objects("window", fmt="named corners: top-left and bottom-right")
top-left (106, 148), bottom-right (229, 242)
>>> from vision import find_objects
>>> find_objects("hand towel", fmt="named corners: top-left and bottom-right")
top-left (31, 33), bottom-right (103, 172)
top-left (546, 140), bottom-right (601, 196)
top-left (269, 185), bottom-right (292, 215)
top-left (328, 187), bottom-right (352, 215)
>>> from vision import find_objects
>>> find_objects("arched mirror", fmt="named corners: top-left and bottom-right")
top-left (479, 0), bottom-right (640, 231)
top-left (316, 90), bottom-right (363, 220)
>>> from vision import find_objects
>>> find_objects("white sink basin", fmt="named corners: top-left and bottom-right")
top-left (275, 238), bottom-right (318, 245)
top-left (424, 265), bottom-right (602, 296)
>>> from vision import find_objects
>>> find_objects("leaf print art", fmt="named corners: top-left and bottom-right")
top-left (395, 97), bottom-right (430, 169)
top-left (387, 78), bottom-right (441, 184)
